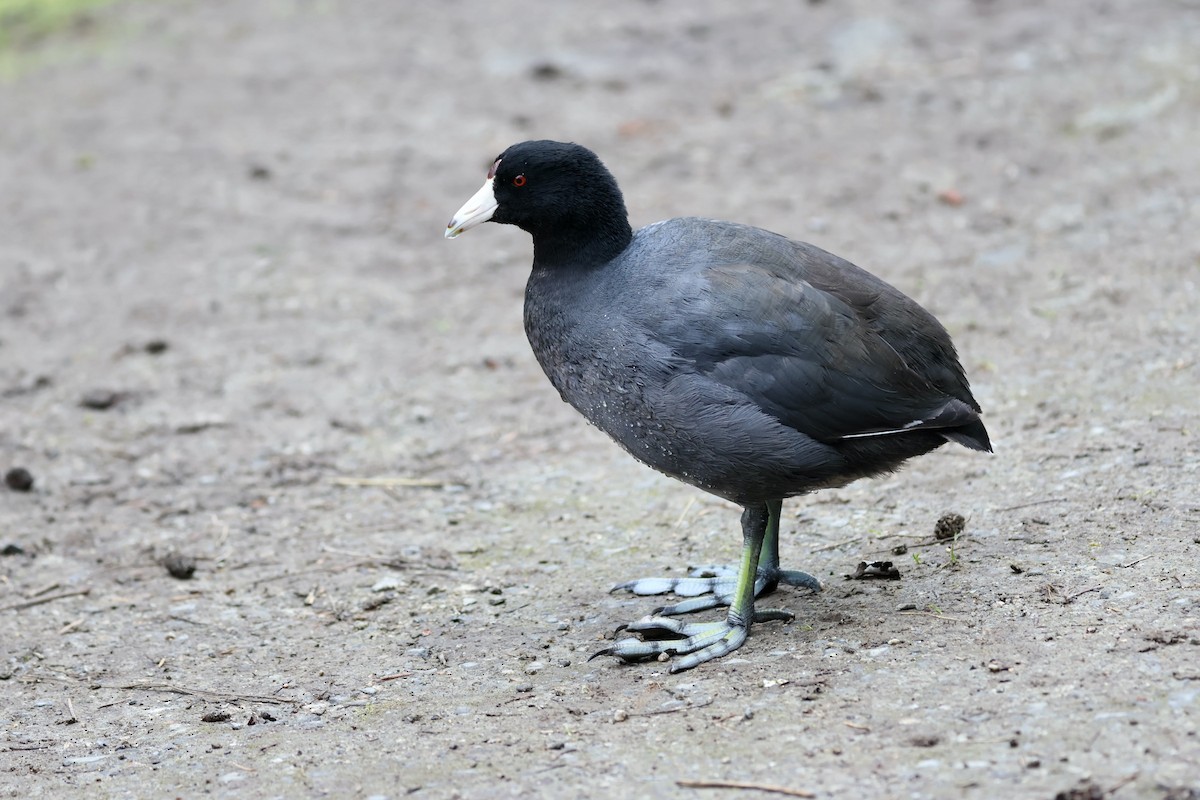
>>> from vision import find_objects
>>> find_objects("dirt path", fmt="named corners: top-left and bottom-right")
top-left (1, 1), bottom-right (1197, 797)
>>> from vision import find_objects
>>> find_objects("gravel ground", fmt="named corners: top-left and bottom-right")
top-left (1, 1), bottom-right (1198, 797)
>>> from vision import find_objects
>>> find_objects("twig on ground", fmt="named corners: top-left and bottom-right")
top-left (870, 536), bottom-right (962, 556)
top-left (252, 551), bottom-right (456, 588)
top-left (633, 697), bottom-right (715, 717)
top-left (1063, 586), bottom-right (1102, 604)
top-left (898, 610), bottom-right (967, 622)
top-left (105, 681), bottom-right (296, 706)
top-left (997, 498), bottom-right (1067, 512)
top-left (251, 564), bottom-right (350, 586)
top-left (676, 779), bottom-right (816, 798)
top-left (1104, 773), bottom-right (1140, 795)
top-left (810, 536), bottom-right (861, 553)
top-left (2, 588), bottom-right (91, 612)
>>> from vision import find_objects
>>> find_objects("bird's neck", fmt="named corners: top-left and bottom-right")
top-left (529, 213), bottom-right (633, 272)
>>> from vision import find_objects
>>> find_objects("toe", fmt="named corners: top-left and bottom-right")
top-left (592, 617), bottom-right (754, 670)
top-left (776, 569), bottom-right (823, 592)
top-left (667, 626), bottom-right (750, 673)
top-left (624, 615), bottom-right (692, 636)
top-left (611, 577), bottom-right (677, 595)
top-left (656, 594), bottom-right (726, 616)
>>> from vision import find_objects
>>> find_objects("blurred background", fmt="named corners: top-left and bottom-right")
top-left (1, 1), bottom-right (1197, 798)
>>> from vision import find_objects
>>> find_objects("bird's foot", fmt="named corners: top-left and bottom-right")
top-left (589, 609), bottom-right (794, 673)
top-left (611, 564), bottom-right (821, 616)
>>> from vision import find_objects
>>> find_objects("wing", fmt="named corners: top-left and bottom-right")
top-left (653, 257), bottom-right (979, 444)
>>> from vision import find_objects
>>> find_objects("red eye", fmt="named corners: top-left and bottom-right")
top-left (513, 174), bottom-right (527, 187)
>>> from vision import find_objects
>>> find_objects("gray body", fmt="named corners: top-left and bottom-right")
top-left (524, 217), bottom-right (987, 505)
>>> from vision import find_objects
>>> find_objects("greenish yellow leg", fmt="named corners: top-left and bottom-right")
top-left (592, 501), bottom-right (811, 672)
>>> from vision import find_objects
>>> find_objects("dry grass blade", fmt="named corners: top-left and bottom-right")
top-left (332, 476), bottom-right (449, 488)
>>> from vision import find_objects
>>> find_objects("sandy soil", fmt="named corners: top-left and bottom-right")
top-left (1, 1), bottom-right (1198, 797)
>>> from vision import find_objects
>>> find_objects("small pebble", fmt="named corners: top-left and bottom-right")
top-left (613, 709), bottom-right (628, 722)
top-left (4, 467), bottom-right (33, 492)
top-left (529, 62), bottom-right (564, 81)
top-left (80, 389), bottom-right (120, 410)
top-left (371, 576), bottom-right (404, 592)
top-left (515, 684), bottom-right (534, 693)
top-left (201, 711), bottom-right (230, 723)
top-left (936, 188), bottom-right (965, 207)
top-left (144, 339), bottom-right (169, 354)
top-left (162, 553), bottom-right (197, 580)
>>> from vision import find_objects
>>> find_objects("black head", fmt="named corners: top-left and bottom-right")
top-left (446, 140), bottom-right (633, 269)
top-left (488, 141), bottom-right (626, 234)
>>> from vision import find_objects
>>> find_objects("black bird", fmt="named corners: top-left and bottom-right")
top-left (446, 140), bottom-right (991, 672)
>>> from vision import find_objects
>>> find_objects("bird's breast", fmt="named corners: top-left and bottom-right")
top-left (524, 280), bottom-right (687, 462)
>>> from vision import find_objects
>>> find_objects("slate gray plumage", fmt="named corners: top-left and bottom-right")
top-left (447, 140), bottom-right (990, 671)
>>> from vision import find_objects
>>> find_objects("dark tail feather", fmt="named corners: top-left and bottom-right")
top-left (942, 418), bottom-right (992, 453)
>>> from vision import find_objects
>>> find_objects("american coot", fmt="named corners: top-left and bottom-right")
top-left (446, 140), bottom-right (991, 672)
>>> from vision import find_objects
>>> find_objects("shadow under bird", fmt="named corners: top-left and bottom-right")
top-left (445, 140), bottom-right (991, 672)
